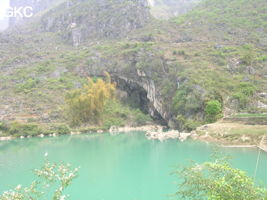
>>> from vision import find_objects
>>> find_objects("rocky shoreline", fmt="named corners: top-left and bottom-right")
top-left (109, 125), bottom-right (193, 141)
top-left (108, 125), bottom-right (267, 152)
top-left (109, 125), bottom-right (267, 152)
top-left (0, 136), bottom-right (13, 141)
top-left (1, 124), bottom-right (266, 152)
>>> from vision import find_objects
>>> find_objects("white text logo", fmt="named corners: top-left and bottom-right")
top-left (6, 6), bottom-right (33, 18)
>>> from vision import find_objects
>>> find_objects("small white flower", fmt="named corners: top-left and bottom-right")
top-left (44, 152), bottom-right (48, 157)
top-left (15, 185), bottom-right (22, 190)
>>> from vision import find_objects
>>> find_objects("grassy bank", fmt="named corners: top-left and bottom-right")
top-left (0, 121), bottom-right (71, 138)
top-left (0, 98), bottom-right (152, 138)
top-left (195, 122), bottom-right (267, 145)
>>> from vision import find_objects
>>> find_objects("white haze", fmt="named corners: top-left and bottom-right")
top-left (0, 0), bottom-right (9, 31)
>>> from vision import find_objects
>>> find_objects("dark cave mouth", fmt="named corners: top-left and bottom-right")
top-left (113, 76), bottom-right (166, 125)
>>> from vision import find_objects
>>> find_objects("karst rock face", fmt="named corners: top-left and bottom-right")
top-left (8, 0), bottom-right (200, 29)
top-left (39, 0), bottom-right (151, 46)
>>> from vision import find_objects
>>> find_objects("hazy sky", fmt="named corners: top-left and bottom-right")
top-left (0, 0), bottom-right (9, 19)
top-left (0, 0), bottom-right (10, 31)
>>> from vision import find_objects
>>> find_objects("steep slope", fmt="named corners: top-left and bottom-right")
top-left (40, 0), bottom-right (151, 45)
top-left (0, 0), bottom-right (266, 130)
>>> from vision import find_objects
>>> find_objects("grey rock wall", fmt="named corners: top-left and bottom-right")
top-left (40, 0), bottom-right (151, 46)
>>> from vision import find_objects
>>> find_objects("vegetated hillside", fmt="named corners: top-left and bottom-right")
top-left (0, 0), bottom-right (266, 131)
top-left (0, 0), bottom-right (154, 128)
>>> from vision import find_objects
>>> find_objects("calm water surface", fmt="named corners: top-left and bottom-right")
top-left (0, 132), bottom-right (266, 200)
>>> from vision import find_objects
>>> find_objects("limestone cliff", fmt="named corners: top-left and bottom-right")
top-left (40, 0), bottom-right (151, 46)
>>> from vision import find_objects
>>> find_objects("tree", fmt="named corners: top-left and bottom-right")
top-left (205, 100), bottom-right (222, 123)
top-left (233, 82), bottom-right (256, 110)
top-left (173, 159), bottom-right (267, 200)
top-left (65, 72), bottom-right (116, 126)
top-left (0, 156), bottom-right (78, 200)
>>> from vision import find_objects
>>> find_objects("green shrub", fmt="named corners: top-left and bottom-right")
top-left (103, 118), bottom-right (124, 130)
top-left (8, 122), bottom-right (41, 136)
top-left (173, 86), bottom-right (203, 115)
top-left (172, 85), bottom-right (205, 129)
top-left (173, 50), bottom-right (186, 56)
top-left (176, 115), bottom-right (186, 125)
top-left (103, 100), bottom-right (152, 128)
top-left (172, 89), bottom-right (188, 114)
top-left (132, 109), bottom-right (151, 126)
top-left (257, 55), bottom-right (267, 62)
top-left (0, 122), bottom-right (71, 137)
top-left (175, 115), bottom-right (201, 131)
top-left (49, 124), bottom-right (71, 135)
top-left (233, 82), bottom-right (256, 109)
top-left (16, 78), bottom-right (40, 93)
top-left (205, 100), bottom-right (222, 123)
top-left (184, 120), bottom-right (201, 131)
top-left (0, 121), bottom-right (9, 132)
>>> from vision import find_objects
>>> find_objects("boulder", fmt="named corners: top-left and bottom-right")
top-left (146, 129), bottom-right (180, 141)
top-left (0, 136), bottom-right (13, 141)
top-left (109, 126), bottom-right (120, 135)
top-left (179, 132), bottom-right (192, 142)
top-left (241, 135), bottom-right (251, 142)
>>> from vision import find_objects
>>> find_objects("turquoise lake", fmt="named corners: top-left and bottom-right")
top-left (0, 132), bottom-right (266, 199)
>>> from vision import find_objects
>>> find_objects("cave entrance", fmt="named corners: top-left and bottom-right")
top-left (113, 76), bottom-right (166, 125)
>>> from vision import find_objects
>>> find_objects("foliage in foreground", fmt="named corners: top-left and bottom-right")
top-left (174, 158), bottom-right (267, 200)
top-left (0, 157), bottom-right (78, 200)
